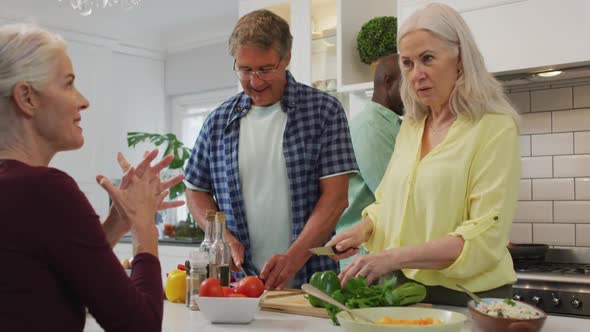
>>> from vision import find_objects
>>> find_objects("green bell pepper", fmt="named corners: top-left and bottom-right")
top-left (306, 270), bottom-right (341, 307)
top-left (384, 282), bottom-right (427, 306)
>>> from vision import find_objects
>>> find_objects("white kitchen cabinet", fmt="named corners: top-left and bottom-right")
top-left (397, 0), bottom-right (590, 74)
top-left (239, 0), bottom-right (400, 96)
top-left (239, 0), bottom-right (338, 89)
top-left (337, 0), bottom-right (397, 92)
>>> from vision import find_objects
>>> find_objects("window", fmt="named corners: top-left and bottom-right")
top-left (170, 88), bottom-right (237, 223)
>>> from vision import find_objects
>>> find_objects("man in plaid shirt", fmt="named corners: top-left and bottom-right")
top-left (184, 10), bottom-right (357, 289)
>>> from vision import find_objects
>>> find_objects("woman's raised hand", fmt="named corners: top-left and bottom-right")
top-left (116, 150), bottom-right (185, 210)
top-left (97, 150), bottom-right (184, 228)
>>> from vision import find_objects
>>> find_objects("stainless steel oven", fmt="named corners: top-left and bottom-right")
top-left (513, 247), bottom-right (590, 318)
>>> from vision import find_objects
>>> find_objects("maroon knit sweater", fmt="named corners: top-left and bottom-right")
top-left (0, 160), bottom-right (163, 332)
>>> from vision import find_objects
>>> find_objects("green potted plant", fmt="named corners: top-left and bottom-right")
top-left (356, 16), bottom-right (398, 71)
top-left (127, 132), bottom-right (203, 241)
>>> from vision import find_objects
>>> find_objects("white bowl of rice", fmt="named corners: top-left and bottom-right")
top-left (467, 298), bottom-right (547, 332)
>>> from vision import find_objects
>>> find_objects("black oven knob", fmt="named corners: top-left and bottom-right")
top-left (513, 294), bottom-right (523, 301)
top-left (570, 298), bottom-right (582, 309)
top-left (531, 296), bottom-right (542, 306)
top-left (551, 297), bottom-right (561, 307)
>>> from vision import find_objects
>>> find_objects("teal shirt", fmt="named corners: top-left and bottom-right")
top-left (337, 100), bottom-right (401, 240)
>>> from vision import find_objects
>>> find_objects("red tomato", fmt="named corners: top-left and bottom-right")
top-left (199, 278), bottom-right (223, 297)
top-left (236, 276), bottom-right (265, 298)
top-left (227, 293), bottom-right (247, 298)
top-left (221, 286), bottom-right (235, 297)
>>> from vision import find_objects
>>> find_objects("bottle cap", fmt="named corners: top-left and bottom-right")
top-left (215, 212), bottom-right (226, 223)
top-left (205, 210), bottom-right (216, 221)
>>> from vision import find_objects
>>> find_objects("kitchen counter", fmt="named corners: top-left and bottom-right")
top-left (83, 301), bottom-right (589, 332)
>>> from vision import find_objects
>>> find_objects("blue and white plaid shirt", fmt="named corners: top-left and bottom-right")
top-left (184, 71), bottom-right (358, 287)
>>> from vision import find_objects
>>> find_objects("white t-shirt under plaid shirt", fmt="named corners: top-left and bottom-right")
top-left (183, 71), bottom-right (358, 287)
top-left (238, 102), bottom-right (292, 277)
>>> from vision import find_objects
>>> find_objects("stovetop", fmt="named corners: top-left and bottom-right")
top-left (517, 261), bottom-right (590, 274)
top-left (516, 261), bottom-right (590, 284)
top-left (512, 247), bottom-right (590, 318)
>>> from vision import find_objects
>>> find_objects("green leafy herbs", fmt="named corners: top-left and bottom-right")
top-left (126, 132), bottom-right (191, 199)
top-left (319, 275), bottom-right (427, 325)
top-left (504, 298), bottom-right (516, 306)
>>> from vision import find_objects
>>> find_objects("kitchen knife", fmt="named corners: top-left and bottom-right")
top-left (309, 245), bottom-right (353, 256)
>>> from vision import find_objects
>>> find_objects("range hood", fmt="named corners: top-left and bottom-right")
top-left (495, 62), bottom-right (590, 87)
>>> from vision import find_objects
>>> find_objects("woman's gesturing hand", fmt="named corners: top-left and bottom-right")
top-left (115, 150), bottom-right (185, 210)
top-left (97, 149), bottom-right (184, 229)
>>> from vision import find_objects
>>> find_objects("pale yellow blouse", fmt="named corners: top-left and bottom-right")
top-left (363, 112), bottom-right (520, 292)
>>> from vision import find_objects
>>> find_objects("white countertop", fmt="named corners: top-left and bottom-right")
top-left (84, 301), bottom-right (589, 332)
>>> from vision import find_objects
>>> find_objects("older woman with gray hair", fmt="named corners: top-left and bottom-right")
top-left (328, 3), bottom-right (520, 306)
top-left (0, 23), bottom-right (183, 331)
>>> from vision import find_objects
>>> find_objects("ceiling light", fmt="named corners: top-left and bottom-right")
top-left (537, 70), bottom-right (563, 78)
top-left (57, 0), bottom-right (143, 16)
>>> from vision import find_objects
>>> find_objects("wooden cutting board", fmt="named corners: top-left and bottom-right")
top-left (261, 289), bottom-right (433, 318)
top-left (261, 289), bottom-right (329, 318)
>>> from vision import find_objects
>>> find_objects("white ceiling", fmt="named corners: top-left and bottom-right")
top-left (0, 0), bottom-right (239, 52)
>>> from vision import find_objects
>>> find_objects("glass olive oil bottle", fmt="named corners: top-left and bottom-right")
top-left (209, 212), bottom-right (231, 286)
top-left (199, 210), bottom-right (216, 277)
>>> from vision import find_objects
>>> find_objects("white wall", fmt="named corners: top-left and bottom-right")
top-left (43, 33), bottom-right (168, 219)
top-left (165, 42), bottom-right (237, 96)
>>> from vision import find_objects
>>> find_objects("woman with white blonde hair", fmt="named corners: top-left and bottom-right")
top-left (0, 23), bottom-right (183, 331)
top-left (328, 3), bottom-right (520, 306)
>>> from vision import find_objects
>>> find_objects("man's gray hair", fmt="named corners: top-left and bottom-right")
top-left (229, 9), bottom-right (293, 59)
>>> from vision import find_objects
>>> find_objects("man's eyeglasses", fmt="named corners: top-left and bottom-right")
top-left (233, 59), bottom-right (281, 81)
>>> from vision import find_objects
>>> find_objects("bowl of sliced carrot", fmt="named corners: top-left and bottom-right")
top-left (336, 307), bottom-right (467, 332)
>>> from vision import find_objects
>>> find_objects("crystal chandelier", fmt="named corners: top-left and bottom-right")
top-left (58, 0), bottom-right (143, 16)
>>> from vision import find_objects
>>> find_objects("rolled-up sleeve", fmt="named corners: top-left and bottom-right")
top-left (318, 100), bottom-right (358, 177)
top-left (440, 122), bottom-right (520, 279)
top-left (184, 116), bottom-right (213, 192)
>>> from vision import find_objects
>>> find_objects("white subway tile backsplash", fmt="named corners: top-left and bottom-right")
top-left (521, 156), bottom-right (553, 178)
top-left (555, 201), bottom-right (590, 223)
top-left (574, 131), bottom-right (590, 154)
top-left (514, 201), bottom-right (553, 223)
top-left (519, 136), bottom-right (531, 157)
top-left (575, 224), bottom-right (590, 246)
top-left (574, 85), bottom-right (590, 108)
top-left (521, 112), bottom-right (552, 134)
top-left (577, 178), bottom-right (590, 200)
top-left (519, 180), bottom-right (531, 201)
top-left (504, 82), bottom-right (590, 247)
top-left (510, 223), bottom-right (532, 244)
top-left (532, 178), bottom-right (574, 200)
top-left (508, 91), bottom-right (530, 114)
top-left (531, 133), bottom-right (573, 156)
top-left (533, 224), bottom-right (575, 246)
top-left (554, 155), bottom-right (590, 177)
top-left (531, 87), bottom-right (572, 112)
top-left (553, 108), bottom-right (590, 132)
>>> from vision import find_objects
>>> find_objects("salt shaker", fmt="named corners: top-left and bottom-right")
top-left (188, 249), bottom-right (208, 311)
